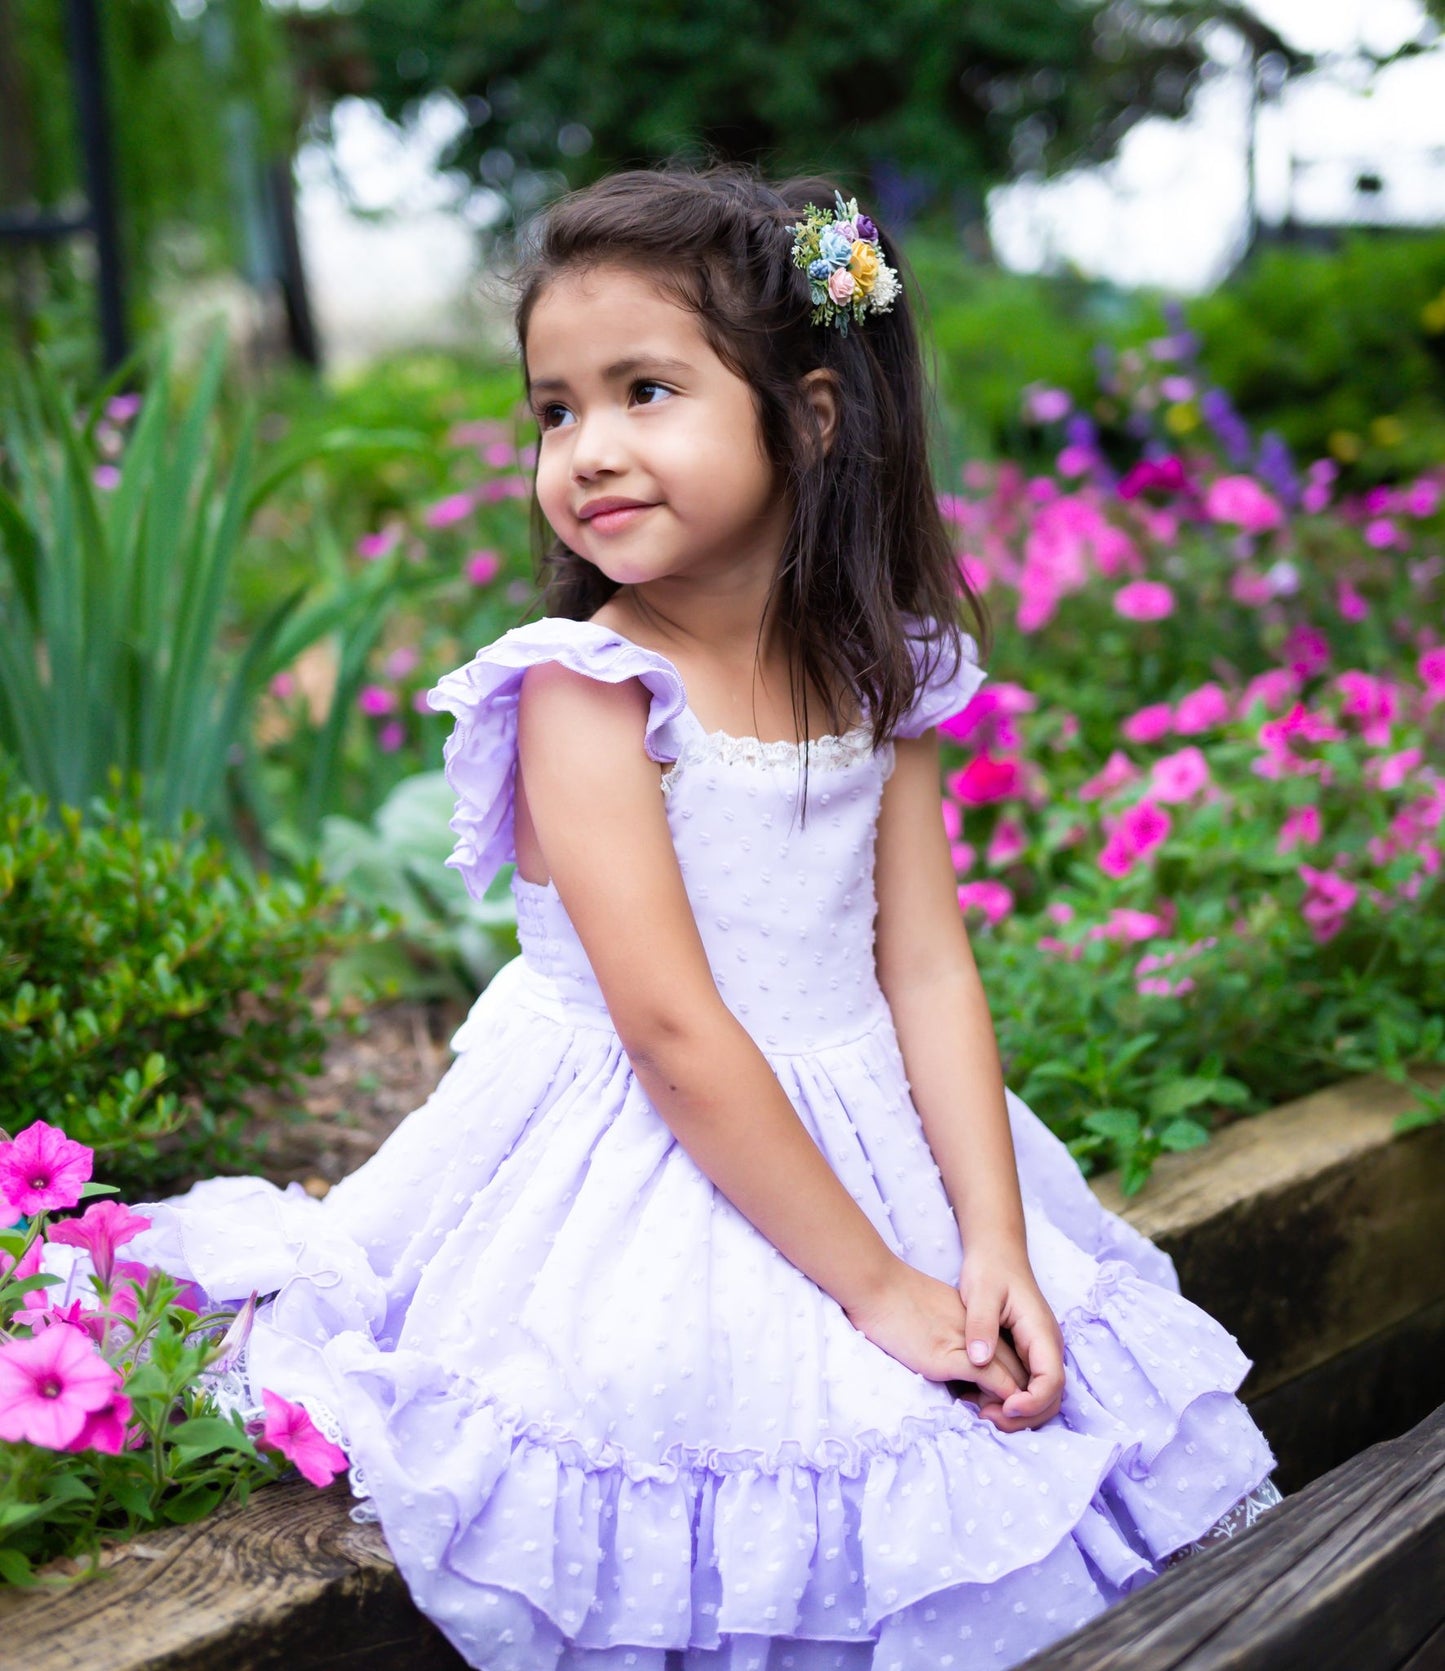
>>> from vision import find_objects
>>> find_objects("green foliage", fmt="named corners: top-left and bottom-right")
top-left (0, 329), bottom-right (424, 840)
top-left (319, 770), bottom-right (519, 1002)
top-left (0, 765), bottom-right (366, 1195)
top-left (303, 0), bottom-right (1302, 229)
top-left (1184, 232), bottom-right (1445, 476)
top-left (2, 0), bottom-right (297, 362)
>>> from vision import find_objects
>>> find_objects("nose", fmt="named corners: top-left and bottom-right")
top-left (568, 406), bottom-right (629, 482)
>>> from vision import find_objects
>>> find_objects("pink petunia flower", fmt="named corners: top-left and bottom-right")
top-left (1367, 748), bottom-right (1423, 793)
top-left (1282, 625), bottom-right (1331, 682)
top-left (1229, 565), bottom-right (1274, 607)
top-left (1204, 475), bottom-right (1284, 533)
top-left (1237, 668), bottom-right (1299, 719)
top-left (1336, 580), bottom-right (1370, 622)
top-left (956, 880), bottom-right (1015, 926)
top-left (1113, 580), bottom-right (1175, 622)
top-left (986, 818), bottom-right (1028, 867)
top-left (0, 1123), bottom-right (93, 1218)
top-left (358, 684), bottom-right (396, 717)
top-left (1335, 671), bottom-right (1399, 747)
top-left (1298, 864), bottom-right (1359, 943)
top-left (946, 752), bottom-right (1022, 806)
top-left (355, 525), bottom-right (402, 562)
top-left (940, 799), bottom-right (962, 842)
top-left (423, 492), bottom-right (477, 530)
top-left (259, 1390), bottom-right (349, 1487)
top-left (1118, 456), bottom-right (1191, 500)
top-left (47, 1200), bottom-right (152, 1287)
top-left (1078, 749), bottom-right (1139, 801)
top-left (1173, 683), bottom-right (1232, 734)
top-left (1097, 799), bottom-right (1172, 878)
top-left (1150, 746), bottom-right (1211, 803)
top-left (68, 1387), bottom-right (136, 1455)
top-left (1417, 646), bottom-right (1445, 709)
top-left (0, 1322), bottom-right (121, 1450)
top-left (1090, 907), bottom-right (1170, 943)
top-left (465, 550), bottom-right (501, 586)
top-left (1120, 703), bottom-right (1174, 746)
top-left (1276, 805), bottom-right (1322, 854)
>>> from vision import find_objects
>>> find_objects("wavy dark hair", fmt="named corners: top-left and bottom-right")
top-left (509, 160), bottom-right (991, 753)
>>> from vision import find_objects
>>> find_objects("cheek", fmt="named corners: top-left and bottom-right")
top-left (533, 444), bottom-right (570, 522)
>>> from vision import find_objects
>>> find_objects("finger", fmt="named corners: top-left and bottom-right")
top-left (961, 1296), bottom-right (1001, 1372)
top-left (1001, 1322), bottom-right (1066, 1418)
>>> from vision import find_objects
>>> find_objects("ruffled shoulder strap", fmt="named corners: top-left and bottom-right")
top-left (893, 614), bottom-right (989, 739)
top-left (424, 618), bottom-right (689, 901)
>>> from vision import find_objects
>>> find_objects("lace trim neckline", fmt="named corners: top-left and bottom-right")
top-left (660, 725), bottom-right (879, 797)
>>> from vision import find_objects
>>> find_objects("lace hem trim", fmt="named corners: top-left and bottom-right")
top-left (660, 727), bottom-right (882, 796)
top-left (1160, 1473), bottom-right (1285, 1567)
top-left (197, 1349), bottom-right (379, 1524)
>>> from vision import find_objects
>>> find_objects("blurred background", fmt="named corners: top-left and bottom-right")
top-left (1, 1), bottom-right (1442, 1200)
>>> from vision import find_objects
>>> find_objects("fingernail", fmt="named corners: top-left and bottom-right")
top-left (968, 1341), bottom-right (990, 1364)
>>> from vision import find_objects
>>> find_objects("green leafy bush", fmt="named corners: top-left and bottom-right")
top-left (0, 766), bottom-right (367, 1195)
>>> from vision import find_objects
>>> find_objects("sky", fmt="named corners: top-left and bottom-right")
top-left (293, 0), bottom-right (1445, 367)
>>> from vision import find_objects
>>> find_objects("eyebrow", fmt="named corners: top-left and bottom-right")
top-left (528, 355), bottom-right (695, 396)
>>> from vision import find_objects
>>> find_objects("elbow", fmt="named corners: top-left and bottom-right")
top-left (615, 995), bottom-right (736, 1088)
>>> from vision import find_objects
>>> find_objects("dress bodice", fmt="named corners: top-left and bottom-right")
top-left (425, 616), bottom-right (987, 1055)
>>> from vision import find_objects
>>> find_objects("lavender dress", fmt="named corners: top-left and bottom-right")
top-left (134, 616), bottom-right (1282, 1671)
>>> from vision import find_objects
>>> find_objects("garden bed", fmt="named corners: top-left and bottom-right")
top-left (3, 1063), bottom-right (1441, 1668)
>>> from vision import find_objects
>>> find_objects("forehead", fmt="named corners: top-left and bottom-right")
top-left (523, 263), bottom-right (712, 379)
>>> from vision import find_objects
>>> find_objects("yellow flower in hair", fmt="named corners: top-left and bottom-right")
top-left (848, 240), bottom-right (880, 295)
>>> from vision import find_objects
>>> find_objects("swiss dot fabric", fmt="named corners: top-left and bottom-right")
top-left (133, 615), bottom-right (1281, 1671)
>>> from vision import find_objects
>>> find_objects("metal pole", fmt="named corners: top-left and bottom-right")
top-left (64, 0), bottom-right (127, 372)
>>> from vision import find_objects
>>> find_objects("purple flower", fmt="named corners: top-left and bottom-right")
top-left (855, 213), bottom-right (878, 241)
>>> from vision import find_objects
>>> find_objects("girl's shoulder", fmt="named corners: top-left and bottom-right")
top-left (423, 616), bottom-right (692, 901)
top-left (893, 613), bottom-right (989, 739)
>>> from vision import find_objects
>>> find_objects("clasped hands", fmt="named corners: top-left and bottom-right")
top-left (844, 1245), bottom-right (1066, 1433)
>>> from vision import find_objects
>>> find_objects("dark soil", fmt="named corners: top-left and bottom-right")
top-left (251, 997), bottom-right (470, 1196)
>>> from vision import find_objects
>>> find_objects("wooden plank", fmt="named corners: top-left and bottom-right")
top-left (0, 1478), bottom-right (464, 1671)
top-left (1089, 1065), bottom-right (1445, 1397)
top-left (1020, 1398), bottom-right (1445, 1670)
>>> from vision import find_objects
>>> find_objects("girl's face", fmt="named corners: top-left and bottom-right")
top-left (524, 263), bottom-right (787, 591)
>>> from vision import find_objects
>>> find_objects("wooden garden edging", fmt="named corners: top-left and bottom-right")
top-left (3, 1065), bottom-right (1443, 1669)
top-left (1019, 1395), bottom-right (1445, 1671)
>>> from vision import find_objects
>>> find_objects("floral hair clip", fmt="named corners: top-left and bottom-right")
top-left (789, 191), bottom-right (901, 335)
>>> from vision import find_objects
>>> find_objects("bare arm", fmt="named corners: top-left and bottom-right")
top-left (874, 730), bottom-right (1066, 1428)
top-left (515, 661), bottom-right (903, 1318)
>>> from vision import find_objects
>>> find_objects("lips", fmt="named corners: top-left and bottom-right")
top-left (578, 497), bottom-right (658, 532)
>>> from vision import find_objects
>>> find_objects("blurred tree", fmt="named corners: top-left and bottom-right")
top-left (287, 0), bottom-right (1311, 234)
top-left (1, 0), bottom-right (298, 367)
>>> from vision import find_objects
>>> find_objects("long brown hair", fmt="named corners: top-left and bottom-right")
top-left (510, 160), bottom-right (991, 753)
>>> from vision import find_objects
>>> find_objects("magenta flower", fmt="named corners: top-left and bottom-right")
top-left (1364, 518), bottom-right (1401, 550)
top-left (93, 464), bottom-right (121, 492)
top-left (941, 799), bottom-right (962, 842)
top-left (1282, 625), bottom-right (1331, 681)
top-left (1114, 580), bottom-right (1175, 622)
top-left (67, 1387), bottom-right (136, 1455)
top-left (1335, 671), bottom-right (1399, 746)
top-left (0, 1122), bottom-right (93, 1217)
top-left (105, 392), bottom-right (142, 424)
top-left (946, 751), bottom-right (1023, 806)
top-left (949, 840), bottom-right (976, 875)
top-left (1078, 749), bottom-right (1139, 802)
top-left (355, 525), bottom-right (402, 562)
top-left (1025, 386), bottom-right (1072, 424)
top-left (1335, 580), bottom-right (1370, 622)
top-left (1204, 475), bottom-right (1284, 533)
top-left (986, 817), bottom-right (1028, 868)
top-left (423, 492), bottom-right (477, 530)
top-left (1419, 646), bottom-right (1445, 709)
top-left (377, 721), bottom-right (406, 753)
top-left (1173, 683), bottom-right (1231, 734)
top-left (465, 549), bottom-right (501, 586)
top-left (259, 1390), bottom-right (348, 1487)
top-left (269, 670), bottom-right (297, 701)
top-left (956, 880), bottom-right (1015, 926)
top-left (384, 645), bottom-right (420, 680)
top-left (47, 1200), bottom-right (152, 1287)
top-left (1367, 748), bottom-right (1423, 793)
top-left (0, 1322), bottom-right (121, 1449)
top-left (1299, 864), bottom-right (1358, 943)
top-left (1118, 456), bottom-right (1191, 500)
top-left (1150, 746), bottom-right (1211, 803)
top-left (1276, 805), bottom-right (1322, 854)
top-left (1404, 479), bottom-right (1441, 517)
top-left (358, 684), bottom-right (396, 717)
top-left (1097, 799), bottom-right (1172, 879)
top-left (1120, 702), bottom-right (1174, 746)
top-left (1090, 907), bottom-right (1170, 943)
top-left (1237, 668), bottom-right (1299, 719)
top-left (1229, 565), bottom-right (1273, 607)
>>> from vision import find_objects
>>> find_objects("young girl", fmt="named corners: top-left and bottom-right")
top-left (135, 164), bottom-right (1284, 1670)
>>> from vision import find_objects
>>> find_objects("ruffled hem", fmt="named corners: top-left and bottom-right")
top-left (424, 619), bottom-right (691, 902)
top-left (280, 1248), bottom-right (1274, 1663)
